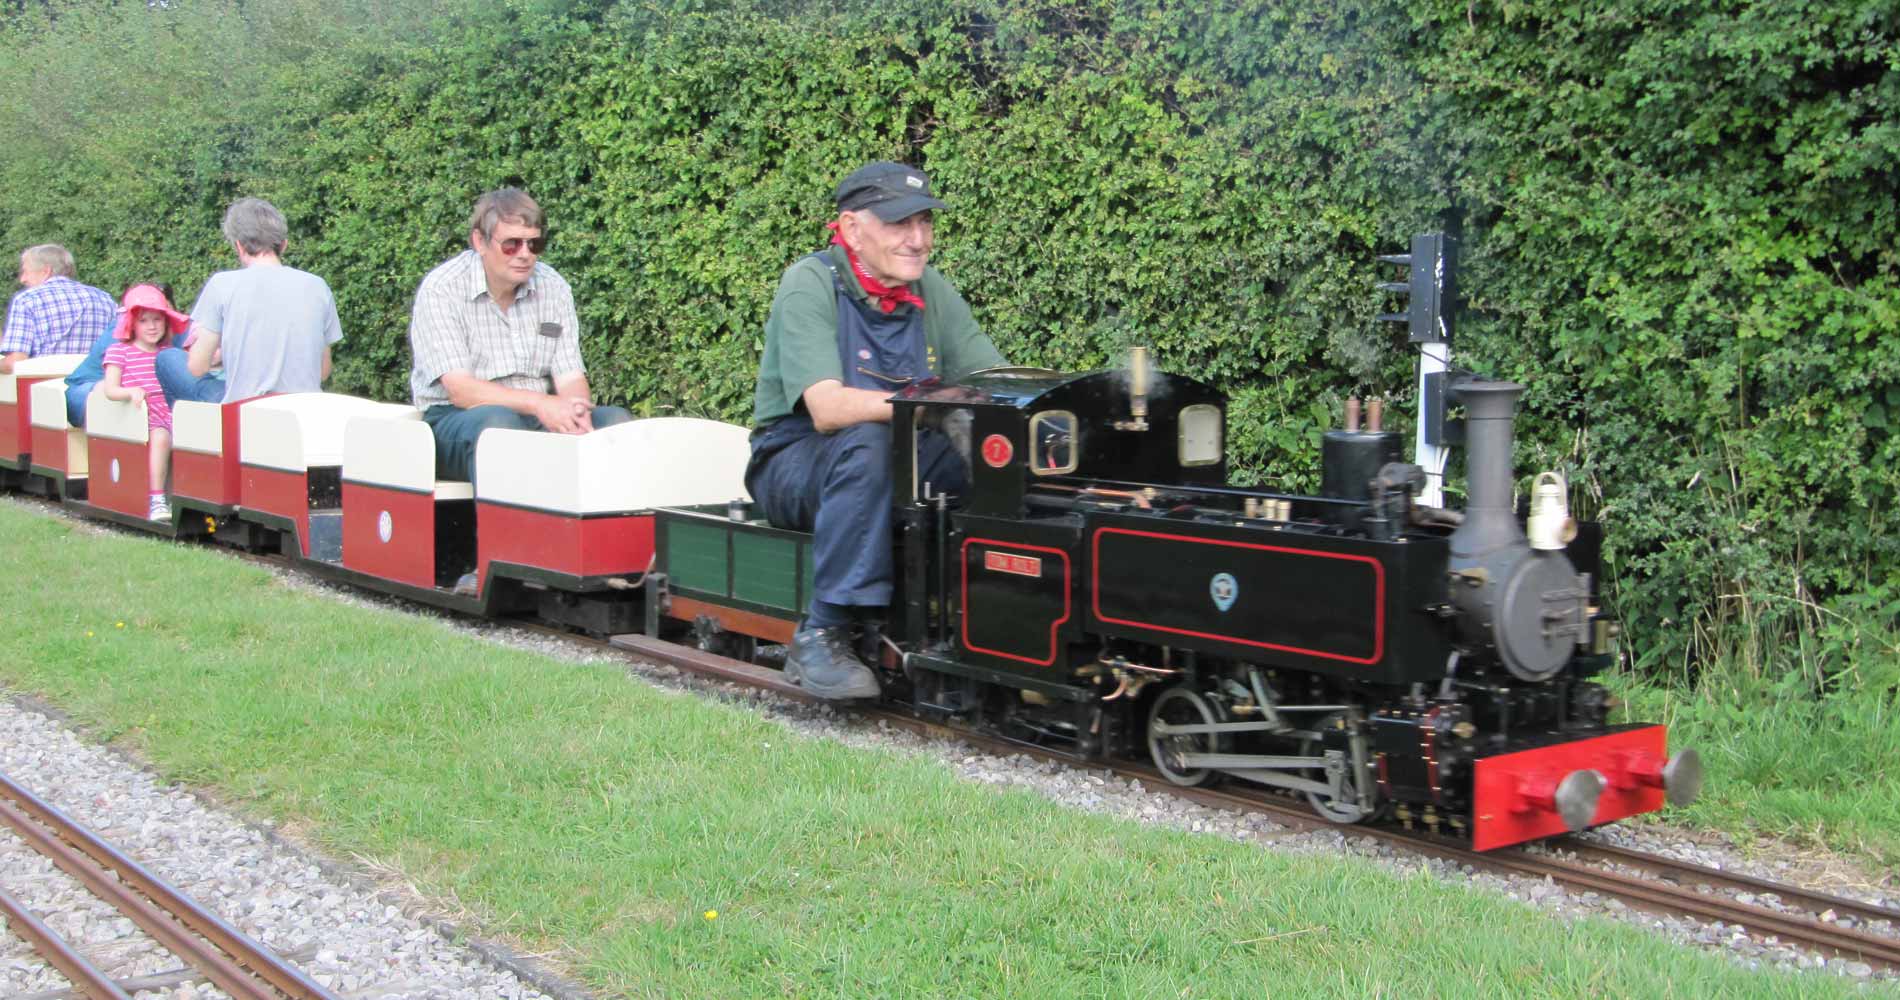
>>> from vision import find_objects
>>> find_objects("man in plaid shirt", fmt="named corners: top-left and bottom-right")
top-left (1, 245), bottom-right (116, 373)
top-left (408, 188), bottom-right (633, 485)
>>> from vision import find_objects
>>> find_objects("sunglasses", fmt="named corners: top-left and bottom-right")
top-left (492, 235), bottom-right (546, 256)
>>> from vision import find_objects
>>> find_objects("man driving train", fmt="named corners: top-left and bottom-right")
top-left (746, 161), bottom-right (1007, 699)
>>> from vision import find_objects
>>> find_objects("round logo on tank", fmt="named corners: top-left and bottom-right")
top-left (377, 510), bottom-right (393, 544)
top-left (110, 458), bottom-right (121, 483)
top-left (1210, 572), bottom-right (1238, 612)
top-left (981, 434), bottom-right (1013, 468)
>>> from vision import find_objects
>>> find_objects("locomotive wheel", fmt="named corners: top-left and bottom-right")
top-left (1300, 711), bottom-right (1374, 824)
top-left (1146, 686), bottom-right (1228, 787)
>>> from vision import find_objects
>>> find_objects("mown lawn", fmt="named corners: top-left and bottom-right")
top-left (0, 500), bottom-right (1881, 998)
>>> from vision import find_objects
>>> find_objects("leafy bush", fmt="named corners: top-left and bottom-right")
top-left (0, 0), bottom-right (1892, 682)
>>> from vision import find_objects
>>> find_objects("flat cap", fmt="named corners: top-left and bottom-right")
top-left (834, 161), bottom-right (946, 222)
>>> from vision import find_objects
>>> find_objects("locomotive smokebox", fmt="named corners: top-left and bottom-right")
top-left (1447, 381), bottom-right (1588, 682)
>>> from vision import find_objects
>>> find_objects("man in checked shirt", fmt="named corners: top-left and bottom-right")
top-left (1, 245), bottom-right (116, 373)
top-left (407, 187), bottom-right (632, 485)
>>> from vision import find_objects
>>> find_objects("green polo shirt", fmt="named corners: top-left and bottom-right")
top-left (751, 244), bottom-right (1006, 427)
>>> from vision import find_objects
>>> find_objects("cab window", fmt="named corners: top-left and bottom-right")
top-left (1179, 404), bottom-right (1221, 466)
top-left (1029, 410), bottom-right (1078, 475)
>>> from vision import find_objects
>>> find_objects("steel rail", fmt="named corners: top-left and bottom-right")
top-left (1517, 851), bottom-right (1900, 969)
top-left (0, 884), bottom-right (132, 1000)
top-left (0, 772), bottom-right (339, 1000)
top-left (1553, 837), bottom-right (1900, 930)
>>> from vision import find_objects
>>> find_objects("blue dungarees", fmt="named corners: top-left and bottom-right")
top-left (745, 256), bottom-right (966, 611)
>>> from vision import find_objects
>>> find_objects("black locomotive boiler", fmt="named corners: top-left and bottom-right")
top-left (651, 354), bottom-right (1702, 850)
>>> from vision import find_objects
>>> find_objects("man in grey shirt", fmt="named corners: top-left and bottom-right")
top-left (157, 198), bottom-right (343, 404)
top-left (408, 187), bottom-right (631, 484)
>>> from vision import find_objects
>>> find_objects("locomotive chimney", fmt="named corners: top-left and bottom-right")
top-left (1447, 381), bottom-right (1527, 559)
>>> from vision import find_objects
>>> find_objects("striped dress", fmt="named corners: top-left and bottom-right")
top-left (102, 342), bottom-right (173, 431)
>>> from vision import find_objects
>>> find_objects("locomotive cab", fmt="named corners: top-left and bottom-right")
top-left (890, 366), bottom-right (1229, 519)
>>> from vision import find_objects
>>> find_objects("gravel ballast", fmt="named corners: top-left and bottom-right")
top-left (0, 697), bottom-right (573, 1000)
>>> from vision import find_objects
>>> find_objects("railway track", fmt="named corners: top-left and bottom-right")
top-left (603, 633), bottom-right (1900, 972)
top-left (0, 770), bottom-right (338, 1000)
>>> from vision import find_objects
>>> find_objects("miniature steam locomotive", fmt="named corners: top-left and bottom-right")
top-left (652, 356), bottom-right (1702, 850)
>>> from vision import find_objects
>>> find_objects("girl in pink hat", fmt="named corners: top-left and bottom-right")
top-left (101, 283), bottom-right (191, 521)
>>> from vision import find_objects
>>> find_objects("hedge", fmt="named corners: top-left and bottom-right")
top-left (0, 0), bottom-right (1893, 677)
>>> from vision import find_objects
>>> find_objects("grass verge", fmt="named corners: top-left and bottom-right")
top-left (1613, 669), bottom-right (1900, 869)
top-left (0, 501), bottom-right (1879, 998)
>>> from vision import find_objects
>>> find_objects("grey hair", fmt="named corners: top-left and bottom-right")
top-left (468, 188), bottom-right (544, 241)
top-left (21, 244), bottom-right (75, 278)
top-left (221, 198), bottom-right (289, 255)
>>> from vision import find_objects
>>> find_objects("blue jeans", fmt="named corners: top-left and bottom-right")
top-left (154, 348), bottom-right (225, 405)
top-left (422, 403), bottom-right (635, 484)
top-left (745, 420), bottom-right (963, 610)
top-left (64, 379), bottom-right (96, 427)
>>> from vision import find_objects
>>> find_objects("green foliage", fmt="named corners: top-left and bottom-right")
top-left (0, 0), bottom-right (1894, 681)
top-left (1611, 596), bottom-right (1900, 863)
top-left (1408, 0), bottom-right (1900, 673)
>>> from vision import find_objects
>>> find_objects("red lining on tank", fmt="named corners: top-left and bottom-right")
top-left (961, 537), bottom-right (1072, 666)
top-left (1089, 526), bottom-right (1386, 664)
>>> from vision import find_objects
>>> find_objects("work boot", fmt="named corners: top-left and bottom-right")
top-left (785, 625), bottom-right (882, 700)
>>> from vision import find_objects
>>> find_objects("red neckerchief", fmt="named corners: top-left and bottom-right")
top-left (827, 222), bottom-right (925, 314)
